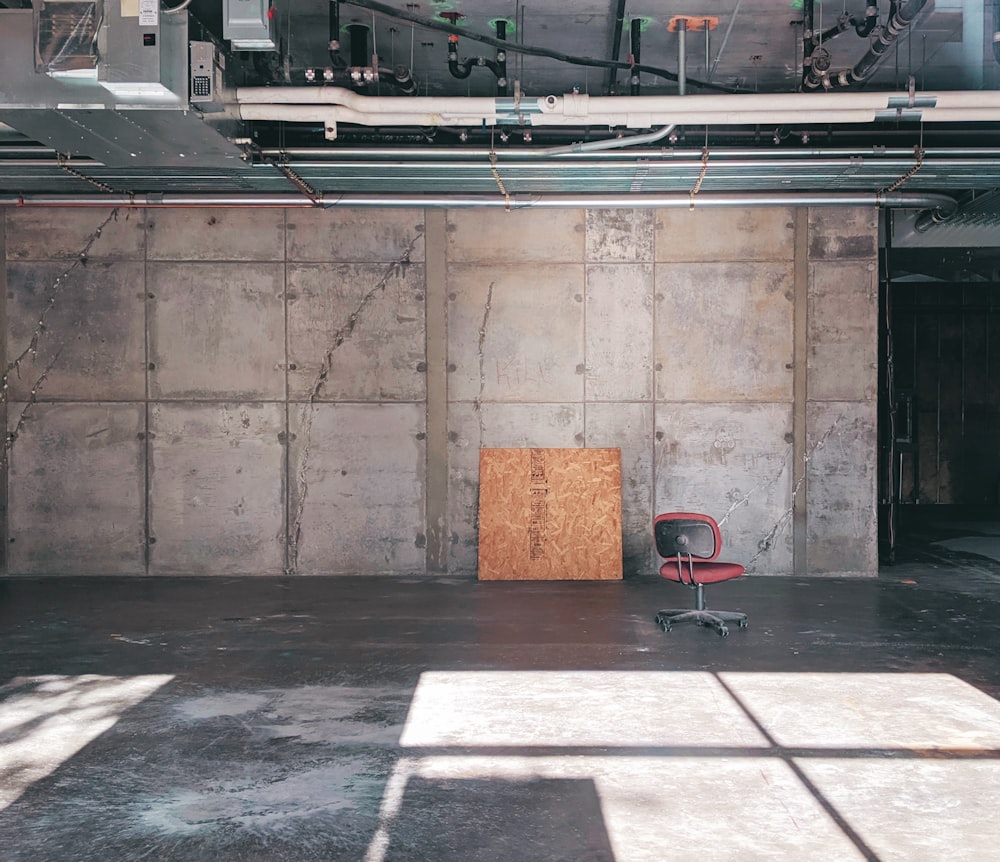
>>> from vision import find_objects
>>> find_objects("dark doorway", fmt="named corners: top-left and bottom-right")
top-left (879, 208), bottom-right (1000, 564)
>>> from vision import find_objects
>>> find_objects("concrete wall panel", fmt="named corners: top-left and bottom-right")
top-left (806, 401), bottom-right (878, 575)
top-left (809, 206), bottom-right (878, 260)
top-left (655, 208), bottom-right (795, 263)
top-left (445, 401), bottom-right (587, 573)
top-left (6, 261), bottom-right (145, 401)
top-left (445, 402), bottom-right (482, 573)
top-left (0, 204), bottom-right (881, 578)
top-left (475, 402), bottom-right (585, 448)
top-left (288, 403), bottom-right (425, 574)
top-left (148, 262), bottom-right (285, 400)
top-left (654, 402), bottom-right (793, 574)
top-left (654, 262), bottom-right (794, 402)
top-left (586, 402), bottom-right (655, 575)
top-left (586, 209), bottom-right (654, 262)
top-left (808, 260), bottom-right (878, 402)
top-left (586, 264), bottom-right (653, 401)
top-left (149, 403), bottom-right (285, 575)
top-left (447, 209), bottom-right (585, 263)
top-left (447, 263), bottom-right (585, 403)
top-left (286, 208), bottom-right (426, 262)
top-left (7, 402), bottom-right (145, 574)
top-left (287, 263), bottom-right (426, 402)
top-left (146, 209), bottom-right (285, 261)
top-left (5, 208), bottom-right (144, 260)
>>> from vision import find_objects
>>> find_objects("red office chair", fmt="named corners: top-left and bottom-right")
top-left (653, 512), bottom-right (748, 638)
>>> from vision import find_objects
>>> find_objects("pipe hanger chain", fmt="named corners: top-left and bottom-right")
top-left (56, 153), bottom-right (133, 198)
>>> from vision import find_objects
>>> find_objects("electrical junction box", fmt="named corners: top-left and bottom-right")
top-left (189, 40), bottom-right (216, 102)
top-left (223, 0), bottom-right (275, 50)
top-left (95, 0), bottom-right (187, 100)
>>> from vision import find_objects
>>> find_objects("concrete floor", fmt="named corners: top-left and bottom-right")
top-left (2, 517), bottom-right (1000, 861)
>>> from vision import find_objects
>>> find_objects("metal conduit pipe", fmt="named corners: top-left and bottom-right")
top-left (0, 192), bottom-right (958, 218)
top-left (255, 146), bottom-right (1000, 160)
top-left (162, 0), bottom-right (194, 13)
top-left (540, 124), bottom-right (674, 156)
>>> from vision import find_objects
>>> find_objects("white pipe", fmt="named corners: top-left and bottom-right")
top-left (238, 86), bottom-right (506, 113)
top-left (240, 102), bottom-right (1000, 140)
top-left (237, 89), bottom-right (1000, 135)
top-left (237, 88), bottom-right (1000, 115)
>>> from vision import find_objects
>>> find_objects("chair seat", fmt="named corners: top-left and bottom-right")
top-left (659, 560), bottom-right (745, 584)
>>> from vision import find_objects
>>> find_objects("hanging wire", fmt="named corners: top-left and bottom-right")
top-left (689, 145), bottom-right (710, 210)
top-left (881, 126), bottom-right (926, 194)
top-left (56, 153), bottom-right (132, 198)
top-left (488, 129), bottom-right (511, 212)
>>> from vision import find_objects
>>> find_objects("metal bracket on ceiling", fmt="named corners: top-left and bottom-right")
top-left (876, 76), bottom-right (936, 121)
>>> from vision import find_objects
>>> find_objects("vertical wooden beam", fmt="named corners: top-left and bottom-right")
top-left (424, 209), bottom-right (449, 571)
top-left (793, 207), bottom-right (809, 575)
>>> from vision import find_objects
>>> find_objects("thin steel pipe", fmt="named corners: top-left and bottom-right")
top-left (0, 192), bottom-right (957, 214)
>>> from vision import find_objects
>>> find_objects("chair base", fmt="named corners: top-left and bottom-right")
top-left (654, 608), bottom-right (748, 638)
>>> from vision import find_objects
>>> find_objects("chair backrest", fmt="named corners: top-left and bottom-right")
top-left (654, 512), bottom-right (722, 562)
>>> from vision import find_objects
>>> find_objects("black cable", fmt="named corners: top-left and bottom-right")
top-left (341, 0), bottom-right (742, 94)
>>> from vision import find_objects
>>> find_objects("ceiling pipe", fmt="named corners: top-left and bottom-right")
top-left (342, 0), bottom-right (733, 93)
top-left (677, 18), bottom-right (688, 96)
top-left (237, 88), bottom-right (1000, 139)
top-left (539, 124), bottom-right (674, 156)
top-left (607, 0), bottom-right (628, 94)
top-left (0, 192), bottom-right (957, 220)
top-left (629, 18), bottom-right (641, 96)
top-left (253, 146), bottom-right (1000, 160)
top-left (329, 0), bottom-right (341, 55)
top-left (804, 0), bottom-right (930, 90)
top-left (801, 0), bottom-right (817, 91)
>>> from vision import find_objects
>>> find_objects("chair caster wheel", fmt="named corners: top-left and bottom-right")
top-left (739, 619), bottom-right (748, 629)
top-left (718, 625), bottom-right (730, 638)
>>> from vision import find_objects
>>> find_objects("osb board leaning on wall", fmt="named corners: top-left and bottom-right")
top-left (478, 448), bottom-right (623, 581)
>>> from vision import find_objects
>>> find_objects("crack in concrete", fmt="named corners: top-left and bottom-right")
top-left (737, 414), bottom-right (848, 571)
top-left (1, 209), bottom-right (121, 469)
top-left (286, 237), bottom-right (419, 575)
top-left (473, 281), bottom-right (495, 443)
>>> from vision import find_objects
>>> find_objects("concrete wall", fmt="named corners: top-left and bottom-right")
top-left (0, 204), bottom-right (878, 577)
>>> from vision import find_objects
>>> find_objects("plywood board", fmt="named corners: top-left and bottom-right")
top-left (478, 448), bottom-right (622, 581)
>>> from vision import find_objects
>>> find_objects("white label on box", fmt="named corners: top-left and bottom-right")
top-left (139, 0), bottom-right (158, 26)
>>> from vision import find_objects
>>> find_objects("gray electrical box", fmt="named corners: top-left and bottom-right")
top-left (189, 40), bottom-right (215, 102)
top-left (223, 0), bottom-right (275, 50)
top-left (95, 0), bottom-right (186, 101)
